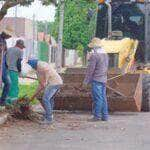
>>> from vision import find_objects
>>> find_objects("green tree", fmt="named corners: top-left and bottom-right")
top-left (52, 0), bottom-right (97, 57)
top-left (0, 0), bottom-right (57, 21)
top-left (37, 21), bottom-right (55, 34)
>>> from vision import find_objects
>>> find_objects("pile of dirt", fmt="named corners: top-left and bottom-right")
top-left (6, 97), bottom-right (39, 121)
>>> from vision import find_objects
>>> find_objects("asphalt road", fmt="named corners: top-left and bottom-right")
top-left (0, 112), bottom-right (150, 150)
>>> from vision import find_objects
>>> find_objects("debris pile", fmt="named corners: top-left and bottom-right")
top-left (7, 97), bottom-right (35, 120)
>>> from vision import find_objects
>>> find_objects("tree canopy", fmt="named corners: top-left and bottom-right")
top-left (52, 0), bottom-right (97, 57)
top-left (0, 0), bottom-right (98, 57)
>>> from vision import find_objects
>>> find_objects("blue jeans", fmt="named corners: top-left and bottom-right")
top-left (92, 81), bottom-right (109, 120)
top-left (1, 70), bottom-right (10, 103)
top-left (42, 85), bottom-right (60, 121)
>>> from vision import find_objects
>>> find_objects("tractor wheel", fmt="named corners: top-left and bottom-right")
top-left (142, 74), bottom-right (150, 111)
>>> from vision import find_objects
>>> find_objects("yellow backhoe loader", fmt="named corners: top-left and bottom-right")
top-left (54, 0), bottom-right (150, 112)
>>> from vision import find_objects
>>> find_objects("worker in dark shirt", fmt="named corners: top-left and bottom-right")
top-left (0, 26), bottom-right (14, 106)
top-left (6, 40), bottom-right (25, 105)
top-left (84, 38), bottom-right (109, 121)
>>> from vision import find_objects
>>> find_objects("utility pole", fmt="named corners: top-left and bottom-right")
top-left (32, 14), bottom-right (35, 58)
top-left (105, 0), bottom-right (112, 37)
top-left (45, 21), bottom-right (48, 34)
top-left (14, 6), bottom-right (17, 37)
top-left (45, 21), bottom-right (51, 63)
top-left (145, 0), bottom-right (150, 63)
top-left (56, 0), bottom-right (65, 72)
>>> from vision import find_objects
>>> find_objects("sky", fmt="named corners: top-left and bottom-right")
top-left (5, 0), bottom-right (56, 22)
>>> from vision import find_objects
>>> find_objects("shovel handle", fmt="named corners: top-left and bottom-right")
top-left (24, 76), bottom-right (38, 80)
top-left (30, 86), bottom-right (45, 102)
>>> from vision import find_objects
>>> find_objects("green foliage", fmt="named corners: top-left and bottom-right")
top-left (37, 21), bottom-right (46, 33)
top-left (0, 0), bottom-right (56, 6)
top-left (0, 82), bottom-right (39, 105)
top-left (19, 82), bottom-right (38, 104)
top-left (0, 0), bottom-right (33, 6)
top-left (41, 0), bottom-right (57, 5)
top-left (19, 82), bottom-right (38, 97)
top-left (37, 21), bottom-right (56, 35)
top-left (76, 43), bottom-right (84, 57)
top-left (52, 0), bottom-right (97, 57)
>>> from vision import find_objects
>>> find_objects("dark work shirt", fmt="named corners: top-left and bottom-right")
top-left (0, 34), bottom-right (7, 52)
top-left (0, 34), bottom-right (8, 77)
top-left (84, 51), bottom-right (109, 84)
top-left (6, 47), bottom-right (23, 72)
top-left (2, 52), bottom-right (7, 78)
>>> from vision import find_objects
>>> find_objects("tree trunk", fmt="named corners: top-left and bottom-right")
top-left (56, 0), bottom-right (65, 72)
top-left (0, 0), bottom-right (33, 22)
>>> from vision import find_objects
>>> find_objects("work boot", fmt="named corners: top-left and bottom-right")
top-left (0, 99), bottom-right (5, 106)
top-left (40, 118), bottom-right (53, 125)
top-left (87, 117), bottom-right (101, 122)
top-left (41, 114), bottom-right (54, 121)
top-left (101, 117), bottom-right (108, 121)
top-left (102, 115), bottom-right (108, 121)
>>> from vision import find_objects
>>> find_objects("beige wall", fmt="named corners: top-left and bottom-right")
top-left (0, 17), bottom-right (35, 40)
top-left (25, 19), bottom-right (33, 39)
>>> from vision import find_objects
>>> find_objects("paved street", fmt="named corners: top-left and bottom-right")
top-left (0, 112), bottom-right (150, 150)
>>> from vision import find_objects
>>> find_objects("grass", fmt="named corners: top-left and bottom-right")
top-left (0, 82), bottom-right (39, 106)
top-left (19, 82), bottom-right (39, 105)
top-left (19, 82), bottom-right (38, 97)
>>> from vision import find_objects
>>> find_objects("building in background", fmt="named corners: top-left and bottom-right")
top-left (0, 17), bottom-right (79, 67)
top-left (37, 32), bottom-right (79, 67)
top-left (49, 36), bottom-right (57, 64)
top-left (37, 32), bottom-right (57, 66)
top-left (64, 49), bottom-right (79, 67)
top-left (0, 17), bottom-right (38, 59)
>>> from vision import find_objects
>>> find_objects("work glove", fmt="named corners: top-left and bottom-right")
top-left (82, 82), bottom-right (88, 89)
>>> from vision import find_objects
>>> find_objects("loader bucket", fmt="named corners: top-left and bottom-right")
top-left (54, 68), bottom-right (142, 112)
top-left (107, 73), bottom-right (142, 112)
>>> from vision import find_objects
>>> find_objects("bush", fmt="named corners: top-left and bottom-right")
top-left (19, 82), bottom-right (39, 105)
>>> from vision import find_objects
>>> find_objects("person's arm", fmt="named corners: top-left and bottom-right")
top-left (0, 39), bottom-right (6, 53)
top-left (83, 54), bottom-right (97, 84)
top-left (17, 50), bottom-right (23, 73)
top-left (37, 71), bottom-right (47, 88)
top-left (34, 71), bottom-right (46, 99)
top-left (0, 43), bottom-right (4, 54)
top-left (17, 59), bottom-right (22, 73)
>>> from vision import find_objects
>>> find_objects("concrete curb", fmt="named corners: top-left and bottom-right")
top-left (0, 113), bottom-right (9, 125)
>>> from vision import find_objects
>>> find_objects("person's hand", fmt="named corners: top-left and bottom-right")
top-left (82, 83), bottom-right (88, 89)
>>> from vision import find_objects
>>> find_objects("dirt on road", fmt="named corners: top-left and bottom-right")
top-left (0, 112), bottom-right (150, 150)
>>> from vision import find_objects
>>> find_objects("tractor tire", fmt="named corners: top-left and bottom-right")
top-left (142, 74), bottom-right (150, 111)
